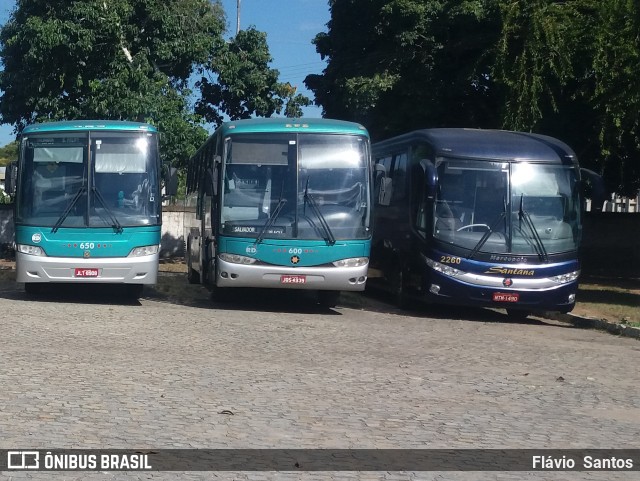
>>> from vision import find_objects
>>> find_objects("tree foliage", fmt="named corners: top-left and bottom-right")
top-left (494, 0), bottom-right (583, 129)
top-left (196, 27), bottom-right (310, 124)
top-left (0, 141), bottom-right (18, 166)
top-left (306, 0), bottom-right (502, 140)
top-left (308, 0), bottom-right (640, 194)
top-left (590, 0), bottom-right (640, 194)
top-left (0, 0), bottom-right (224, 167)
top-left (495, 0), bottom-right (640, 194)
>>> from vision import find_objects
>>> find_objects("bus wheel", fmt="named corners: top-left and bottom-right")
top-left (187, 253), bottom-right (200, 284)
top-left (506, 309), bottom-right (530, 320)
top-left (391, 266), bottom-right (409, 309)
top-left (127, 284), bottom-right (144, 300)
top-left (24, 283), bottom-right (43, 296)
top-left (318, 290), bottom-right (340, 308)
top-left (209, 285), bottom-right (231, 303)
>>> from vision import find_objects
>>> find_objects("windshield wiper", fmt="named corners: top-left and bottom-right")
top-left (255, 181), bottom-right (286, 245)
top-left (51, 185), bottom-right (86, 233)
top-left (304, 177), bottom-right (336, 246)
top-left (518, 194), bottom-right (548, 263)
top-left (92, 186), bottom-right (123, 233)
top-left (468, 196), bottom-right (507, 260)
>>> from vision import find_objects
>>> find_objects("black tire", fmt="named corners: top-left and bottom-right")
top-left (209, 285), bottom-right (232, 303)
top-left (317, 290), bottom-right (340, 308)
top-left (390, 264), bottom-right (410, 309)
top-left (506, 308), bottom-right (530, 320)
top-left (126, 284), bottom-right (144, 300)
top-left (24, 283), bottom-right (43, 296)
top-left (186, 249), bottom-right (200, 285)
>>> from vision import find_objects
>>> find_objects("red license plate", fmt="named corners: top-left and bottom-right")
top-left (493, 292), bottom-right (519, 302)
top-left (280, 275), bottom-right (306, 284)
top-left (74, 268), bottom-right (100, 278)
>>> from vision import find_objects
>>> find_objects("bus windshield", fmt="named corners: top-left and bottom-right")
top-left (15, 131), bottom-right (160, 228)
top-left (433, 158), bottom-right (580, 255)
top-left (220, 133), bottom-right (370, 241)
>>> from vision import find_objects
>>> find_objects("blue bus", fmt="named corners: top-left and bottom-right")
top-left (7, 120), bottom-right (175, 297)
top-left (184, 118), bottom-right (372, 307)
top-left (370, 128), bottom-right (587, 318)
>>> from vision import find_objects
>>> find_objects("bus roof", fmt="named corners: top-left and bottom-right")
top-left (218, 118), bottom-right (369, 137)
top-left (22, 120), bottom-right (157, 134)
top-left (373, 128), bottom-right (577, 163)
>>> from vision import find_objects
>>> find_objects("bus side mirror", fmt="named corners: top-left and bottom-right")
top-left (378, 178), bottom-right (393, 206)
top-left (374, 164), bottom-right (392, 206)
top-left (421, 159), bottom-right (438, 200)
top-left (163, 162), bottom-right (178, 197)
top-left (5, 161), bottom-right (17, 197)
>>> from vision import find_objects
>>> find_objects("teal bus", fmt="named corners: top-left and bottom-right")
top-left (184, 118), bottom-right (372, 307)
top-left (7, 120), bottom-right (175, 297)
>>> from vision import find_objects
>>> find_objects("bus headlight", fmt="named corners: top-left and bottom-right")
top-left (128, 245), bottom-right (159, 257)
top-left (332, 257), bottom-right (369, 268)
top-left (424, 256), bottom-right (463, 278)
top-left (17, 244), bottom-right (45, 256)
top-left (219, 253), bottom-right (257, 265)
top-left (550, 270), bottom-right (580, 284)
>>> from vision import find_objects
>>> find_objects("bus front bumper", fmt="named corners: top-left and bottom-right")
top-left (16, 252), bottom-right (159, 285)
top-left (216, 259), bottom-right (369, 291)
top-left (423, 270), bottom-right (577, 313)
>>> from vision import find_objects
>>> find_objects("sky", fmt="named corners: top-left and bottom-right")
top-left (0, 0), bottom-right (330, 146)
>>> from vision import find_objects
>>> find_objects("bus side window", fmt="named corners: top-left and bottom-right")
top-left (374, 157), bottom-right (393, 206)
top-left (410, 164), bottom-right (429, 237)
top-left (435, 173), bottom-right (465, 230)
top-left (378, 177), bottom-right (393, 206)
top-left (391, 153), bottom-right (408, 202)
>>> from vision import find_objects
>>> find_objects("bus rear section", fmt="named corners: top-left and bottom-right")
top-left (370, 128), bottom-right (585, 318)
top-left (184, 118), bottom-right (372, 306)
top-left (12, 121), bottom-right (165, 297)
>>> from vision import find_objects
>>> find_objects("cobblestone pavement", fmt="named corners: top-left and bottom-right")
top-left (0, 273), bottom-right (638, 481)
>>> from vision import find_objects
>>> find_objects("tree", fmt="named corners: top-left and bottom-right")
top-left (0, 141), bottom-right (18, 166)
top-left (0, 0), bottom-right (225, 167)
top-left (305, 0), bottom-right (503, 140)
top-left (309, 0), bottom-right (640, 193)
top-left (494, 0), bottom-right (640, 195)
top-left (493, 0), bottom-right (588, 130)
top-left (589, 0), bottom-right (640, 195)
top-left (196, 27), bottom-right (310, 124)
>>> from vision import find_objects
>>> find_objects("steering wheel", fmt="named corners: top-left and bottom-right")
top-left (456, 223), bottom-right (491, 232)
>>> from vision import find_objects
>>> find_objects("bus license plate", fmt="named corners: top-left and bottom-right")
top-left (75, 268), bottom-right (100, 278)
top-left (493, 292), bottom-right (519, 302)
top-left (281, 275), bottom-right (306, 284)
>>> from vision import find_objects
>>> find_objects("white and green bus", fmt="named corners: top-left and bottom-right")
top-left (184, 118), bottom-right (373, 307)
top-left (7, 120), bottom-right (176, 297)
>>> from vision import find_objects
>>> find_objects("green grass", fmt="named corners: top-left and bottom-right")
top-left (573, 278), bottom-right (640, 324)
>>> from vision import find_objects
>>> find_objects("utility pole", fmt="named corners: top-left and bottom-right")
top-left (236, 0), bottom-right (241, 35)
